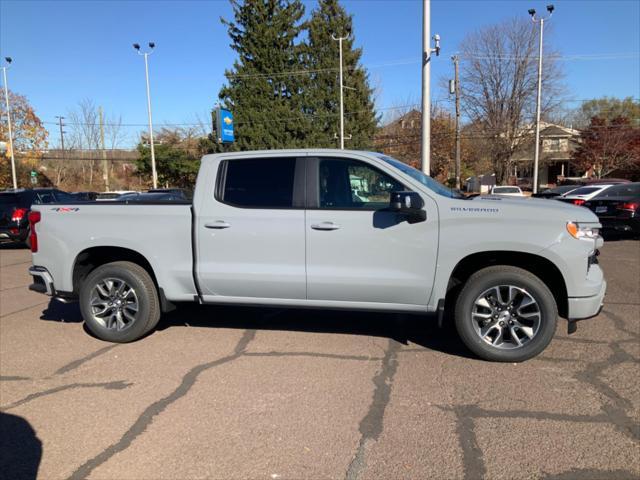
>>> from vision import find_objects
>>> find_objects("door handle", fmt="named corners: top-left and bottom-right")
top-left (311, 222), bottom-right (341, 231)
top-left (205, 221), bottom-right (231, 229)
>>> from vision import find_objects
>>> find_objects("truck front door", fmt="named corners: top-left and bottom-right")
top-left (305, 156), bottom-right (438, 306)
top-left (196, 155), bottom-right (306, 300)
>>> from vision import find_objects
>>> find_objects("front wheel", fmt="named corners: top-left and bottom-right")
top-left (79, 261), bottom-right (161, 343)
top-left (454, 266), bottom-right (557, 362)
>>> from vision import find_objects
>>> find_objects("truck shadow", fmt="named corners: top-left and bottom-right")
top-left (0, 411), bottom-right (42, 480)
top-left (38, 300), bottom-right (474, 359)
top-left (159, 303), bottom-right (474, 359)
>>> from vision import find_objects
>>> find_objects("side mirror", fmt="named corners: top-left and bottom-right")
top-left (389, 191), bottom-right (427, 224)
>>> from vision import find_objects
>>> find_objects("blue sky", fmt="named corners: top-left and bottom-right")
top-left (1, 0), bottom-right (639, 148)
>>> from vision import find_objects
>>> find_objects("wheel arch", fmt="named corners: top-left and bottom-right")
top-left (445, 251), bottom-right (568, 319)
top-left (72, 246), bottom-right (159, 297)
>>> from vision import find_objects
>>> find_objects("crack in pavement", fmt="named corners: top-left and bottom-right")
top-left (54, 345), bottom-right (119, 376)
top-left (68, 329), bottom-right (257, 480)
top-left (0, 375), bottom-right (31, 381)
top-left (0, 283), bottom-right (32, 292)
top-left (450, 405), bottom-right (486, 480)
top-left (0, 260), bottom-right (32, 268)
top-left (1, 380), bottom-right (131, 410)
top-left (542, 467), bottom-right (639, 479)
top-left (435, 305), bottom-right (640, 480)
top-left (0, 300), bottom-right (49, 319)
top-left (345, 339), bottom-right (401, 480)
top-left (245, 351), bottom-right (382, 362)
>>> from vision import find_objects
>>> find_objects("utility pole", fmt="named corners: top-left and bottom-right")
top-left (452, 55), bottom-right (461, 190)
top-left (99, 106), bottom-right (109, 191)
top-left (133, 42), bottom-right (157, 188)
top-left (332, 34), bottom-right (348, 149)
top-left (421, 0), bottom-right (440, 175)
top-left (529, 4), bottom-right (554, 194)
top-left (2, 57), bottom-right (17, 189)
top-left (55, 116), bottom-right (66, 154)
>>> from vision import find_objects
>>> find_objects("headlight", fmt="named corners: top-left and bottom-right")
top-left (566, 222), bottom-right (600, 240)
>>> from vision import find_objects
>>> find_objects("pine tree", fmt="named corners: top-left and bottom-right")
top-left (304, 0), bottom-right (377, 149)
top-left (218, 0), bottom-right (310, 150)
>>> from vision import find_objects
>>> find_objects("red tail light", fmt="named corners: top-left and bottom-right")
top-left (11, 207), bottom-right (28, 222)
top-left (28, 211), bottom-right (41, 253)
top-left (573, 199), bottom-right (585, 206)
top-left (617, 202), bottom-right (639, 212)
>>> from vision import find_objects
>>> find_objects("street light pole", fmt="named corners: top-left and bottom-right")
top-left (2, 57), bottom-right (17, 189)
top-left (332, 34), bottom-right (348, 149)
top-left (133, 42), bottom-right (157, 189)
top-left (529, 5), bottom-right (554, 194)
top-left (421, 0), bottom-right (440, 175)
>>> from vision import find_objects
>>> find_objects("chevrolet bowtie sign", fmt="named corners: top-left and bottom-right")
top-left (216, 107), bottom-right (234, 143)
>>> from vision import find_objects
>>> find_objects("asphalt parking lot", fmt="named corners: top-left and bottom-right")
top-left (1, 240), bottom-right (638, 480)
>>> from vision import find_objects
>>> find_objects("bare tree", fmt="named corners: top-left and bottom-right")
top-left (459, 17), bottom-right (565, 183)
top-left (66, 99), bottom-right (101, 187)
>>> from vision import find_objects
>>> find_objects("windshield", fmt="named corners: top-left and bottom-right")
top-left (376, 154), bottom-right (463, 199)
top-left (53, 190), bottom-right (77, 202)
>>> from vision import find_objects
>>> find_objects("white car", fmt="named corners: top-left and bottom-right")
top-left (490, 186), bottom-right (524, 197)
top-left (559, 184), bottom-right (615, 206)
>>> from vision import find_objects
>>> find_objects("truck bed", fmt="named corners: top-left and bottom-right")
top-left (31, 202), bottom-right (197, 302)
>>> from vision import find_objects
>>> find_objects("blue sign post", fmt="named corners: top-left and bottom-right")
top-left (216, 107), bottom-right (234, 143)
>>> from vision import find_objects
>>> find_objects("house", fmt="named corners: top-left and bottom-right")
top-left (374, 109), bottom-right (422, 168)
top-left (511, 122), bottom-right (582, 187)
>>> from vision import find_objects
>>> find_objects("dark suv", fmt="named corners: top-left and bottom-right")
top-left (0, 188), bottom-right (76, 247)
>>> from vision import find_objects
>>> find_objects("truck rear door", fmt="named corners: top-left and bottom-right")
top-left (195, 154), bottom-right (306, 300)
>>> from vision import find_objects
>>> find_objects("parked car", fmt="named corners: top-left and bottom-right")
top-left (27, 150), bottom-right (605, 362)
top-left (533, 185), bottom-right (578, 199)
top-left (96, 190), bottom-right (137, 201)
top-left (117, 192), bottom-right (189, 202)
top-left (0, 188), bottom-right (76, 247)
top-left (147, 188), bottom-right (193, 200)
top-left (583, 183), bottom-right (640, 236)
top-left (557, 184), bottom-right (615, 206)
top-left (490, 186), bottom-right (525, 197)
top-left (70, 191), bottom-right (98, 201)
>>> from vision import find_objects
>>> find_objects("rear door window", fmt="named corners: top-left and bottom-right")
top-left (219, 157), bottom-right (299, 208)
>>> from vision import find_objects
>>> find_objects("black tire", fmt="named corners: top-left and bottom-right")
top-left (454, 266), bottom-right (557, 362)
top-left (79, 261), bottom-right (161, 343)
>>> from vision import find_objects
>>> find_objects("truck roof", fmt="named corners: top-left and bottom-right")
top-left (201, 149), bottom-right (379, 160)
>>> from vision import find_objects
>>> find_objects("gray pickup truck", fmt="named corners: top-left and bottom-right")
top-left (27, 150), bottom-right (606, 362)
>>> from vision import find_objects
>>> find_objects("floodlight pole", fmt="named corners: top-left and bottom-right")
top-left (134, 43), bottom-right (157, 188)
top-left (530, 5), bottom-right (554, 194)
top-left (2, 58), bottom-right (17, 189)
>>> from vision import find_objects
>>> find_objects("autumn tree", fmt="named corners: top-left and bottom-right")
top-left (572, 116), bottom-right (640, 178)
top-left (375, 106), bottom-right (470, 181)
top-left (0, 89), bottom-right (49, 188)
top-left (570, 97), bottom-right (640, 129)
top-left (458, 18), bottom-right (564, 184)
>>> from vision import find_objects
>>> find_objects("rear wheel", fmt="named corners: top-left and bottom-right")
top-left (454, 266), bottom-right (557, 362)
top-left (79, 261), bottom-right (160, 343)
